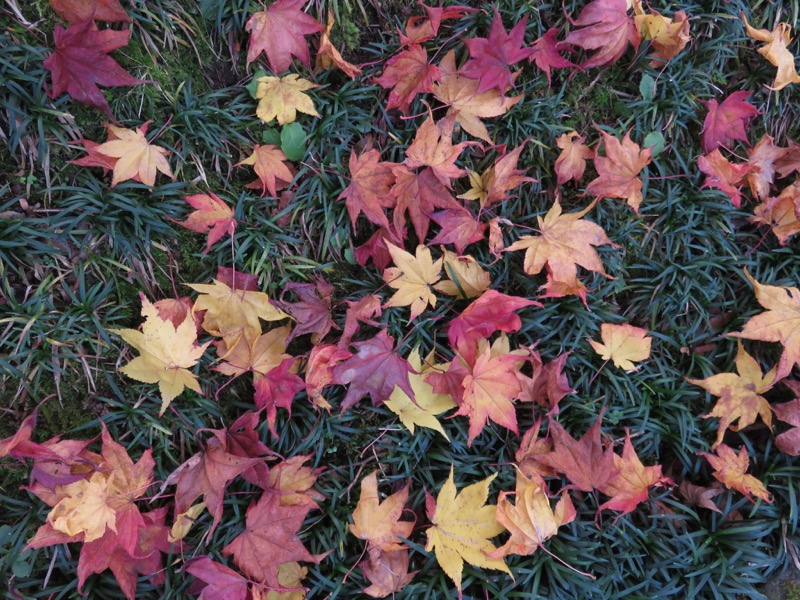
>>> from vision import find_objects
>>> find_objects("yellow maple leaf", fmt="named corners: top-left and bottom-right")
top-left (425, 467), bottom-right (510, 593)
top-left (112, 296), bottom-right (210, 415)
top-left (256, 74), bottom-right (320, 125)
top-left (384, 349), bottom-right (456, 439)
top-left (349, 471), bottom-right (414, 552)
top-left (263, 562), bottom-right (308, 600)
top-left (188, 279), bottom-right (288, 349)
top-left (383, 243), bottom-right (443, 321)
top-left (589, 323), bottom-right (652, 371)
top-left (95, 124), bottom-right (174, 187)
top-left (687, 341), bottom-right (776, 449)
top-left (168, 502), bottom-right (206, 543)
top-left (434, 251), bottom-right (490, 300)
top-left (215, 326), bottom-right (293, 380)
top-left (48, 472), bottom-right (117, 542)
top-left (743, 15), bottom-right (800, 90)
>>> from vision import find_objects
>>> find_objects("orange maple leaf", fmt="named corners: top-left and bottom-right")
top-left (751, 181), bottom-right (800, 245)
top-left (730, 270), bottom-right (800, 380)
top-left (687, 341), bottom-right (777, 449)
top-left (349, 471), bottom-right (414, 552)
top-left (555, 131), bottom-right (593, 185)
top-left (698, 149), bottom-right (751, 207)
top-left (237, 144), bottom-right (294, 197)
top-left (505, 199), bottom-right (617, 295)
top-left (700, 444), bottom-right (772, 503)
top-left (374, 44), bottom-right (440, 115)
top-left (315, 14), bottom-right (362, 79)
top-left (177, 192), bottom-right (236, 253)
top-left (742, 15), bottom-right (800, 91)
top-left (404, 115), bottom-right (470, 187)
top-left (585, 130), bottom-right (653, 212)
top-left (95, 123), bottom-right (173, 187)
top-left (745, 134), bottom-right (785, 200)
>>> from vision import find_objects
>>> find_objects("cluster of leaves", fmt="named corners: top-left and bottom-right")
top-left (2, 0), bottom-right (800, 598)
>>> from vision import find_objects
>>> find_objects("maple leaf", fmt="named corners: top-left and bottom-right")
top-left (305, 343), bottom-right (352, 410)
top-left (112, 295), bottom-right (210, 415)
top-left (428, 209), bottom-right (486, 254)
top-left (505, 200), bottom-right (617, 291)
top-left (391, 165), bottom-right (463, 242)
top-left (555, 131), bottom-right (593, 186)
top-left (177, 192), bottom-right (236, 253)
top-left (215, 326), bottom-right (293, 379)
top-left (254, 357), bottom-right (305, 438)
top-left (730, 271), bottom-right (800, 380)
top-left (460, 10), bottom-right (534, 93)
top-left (168, 502), bottom-right (206, 543)
top-left (94, 124), bottom-right (173, 187)
top-left (434, 251), bottom-right (490, 300)
top-left (164, 435), bottom-right (263, 534)
top-left (679, 480), bottom-right (723, 513)
top-left (751, 182), bottom-right (800, 245)
top-left (399, 3), bottom-right (475, 46)
top-left (742, 15), bottom-right (800, 91)
top-left (585, 130), bottom-right (653, 212)
top-left (384, 349), bottom-right (457, 439)
top-left (700, 444), bottom-right (772, 503)
top-left (565, 0), bottom-right (639, 70)
top-left (0, 410), bottom-right (60, 461)
top-left (458, 343), bottom-right (524, 445)
top-left (432, 50), bottom-right (521, 143)
top-left (50, 0), bottom-right (130, 23)
top-left (516, 420), bottom-right (556, 479)
top-left (773, 396), bottom-right (800, 456)
top-left (332, 330), bottom-right (415, 410)
top-left (268, 455), bottom-right (325, 506)
top-left (536, 414), bottom-right (618, 492)
top-left (189, 279), bottom-right (288, 349)
top-left (597, 430), bottom-right (673, 515)
top-left (687, 341), bottom-right (777, 449)
top-left (404, 115), bottom-right (470, 187)
top-left (424, 467), bottom-right (510, 593)
top-left (280, 279), bottom-right (335, 343)
top-left (339, 148), bottom-right (397, 231)
top-left (350, 471), bottom-right (414, 552)
top-left (186, 557), bottom-right (250, 600)
top-left (701, 92), bottom-right (759, 153)
top-left (237, 144), bottom-right (294, 197)
top-left (634, 6), bottom-right (691, 65)
top-left (315, 13), bottom-right (362, 79)
top-left (383, 243), bottom-right (443, 321)
top-left (222, 491), bottom-right (322, 587)
top-left (698, 149), bottom-right (752, 207)
top-left (255, 74), bottom-right (320, 125)
top-left (459, 144), bottom-right (533, 209)
top-left (517, 350), bottom-right (574, 413)
top-left (374, 44), bottom-right (441, 114)
top-left (48, 471), bottom-right (117, 542)
top-left (446, 289), bottom-right (538, 359)
top-left (361, 549), bottom-right (417, 598)
top-left (530, 29), bottom-right (577, 86)
top-left (245, 0), bottom-right (324, 72)
top-left (43, 19), bottom-right (143, 117)
top-left (746, 134), bottom-right (785, 201)
top-left (340, 294), bottom-right (383, 349)
top-left (589, 323), bottom-right (652, 371)
top-left (489, 471), bottom-right (576, 558)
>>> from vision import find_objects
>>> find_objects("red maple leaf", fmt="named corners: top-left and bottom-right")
top-left (280, 279), bottom-right (335, 343)
top-left (44, 19), bottom-right (144, 118)
top-left (339, 294), bottom-right (383, 349)
top-left (565, 0), bottom-right (639, 70)
top-left (186, 557), bottom-right (249, 600)
top-left (245, 0), bottom-right (324, 72)
top-left (517, 350), bottom-right (574, 414)
top-left (698, 149), bottom-right (752, 207)
top-left (400, 3), bottom-right (475, 46)
top-left (701, 92), bottom-right (759, 153)
top-left (332, 330), bottom-right (415, 410)
top-left (391, 166), bottom-right (463, 242)
top-left (222, 491), bottom-right (322, 587)
top-left (460, 10), bottom-right (534, 93)
top-left (254, 357), bottom-right (306, 438)
top-left (374, 44), bottom-right (441, 114)
top-left (355, 226), bottom-right (406, 271)
top-left (428, 208), bottom-right (486, 254)
top-left (176, 192), bottom-right (237, 253)
top-left (0, 410), bottom-right (60, 461)
top-left (339, 148), bottom-right (397, 231)
top-left (530, 29), bottom-right (577, 86)
top-left (49, 0), bottom-right (130, 23)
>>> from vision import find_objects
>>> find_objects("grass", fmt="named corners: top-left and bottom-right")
top-left (1, 0), bottom-right (799, 598)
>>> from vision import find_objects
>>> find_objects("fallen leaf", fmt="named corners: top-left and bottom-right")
top-left (565, 0), bottom-right (639, 70)
top-left (168, 502), bottom-right (206, 543)
top-left (488, 471), bottom-right (576, 558)
top-left (634, 6), bottom-right (690, 64)
top-left (254, 357), bottom-right (305, 437)
top-left (742, 15), bottom-right (800, 90)
top-left (95, 124), bottom-right (173, 187)
top-left (43, 19), bottom-right (143, 117)
top-left (374, 44), bottom-right (441, 115)
top-left (339, 294), bottom-right (383, 349)
top-left (280, 279), bottom-right (335, 343)
top-left (428, 209), bottom-right (486, 254)
top-left (701, 92), bottom-right (759, 153)
top-left (434, 251), bottom-right (490, 299)
top-left (361, 549), bottom-right (417, 598)
top-left (339, 149), bottom-right (397, 231)
top-left (460, 10), bottom-right (534, 93)
top-left (245, 0), bottom-right (324, 72)
top-left (555, 131), bottom-right (593, 186)
top-left (237, 145), bottom-right (295, 197)
top-left (383, 243), bottom-right (443, 321)
top-left (698, 149), bottom-right (751, 207)
top-left (112, 295), bottom-right (210, 415)
top-left (585, 130), bottom-right (653, 212)
top-left (315, 14), bottom-right (362, 78)
top-left (214, 327), bottom-right (292, 379)
top-left (384, 349), bottom-right (457, 439)
top-left (517, 349), bottom-right (574, 413)
top-left (424, 467), bottom-right (510, 593)
top-left (391, 165), bottom-right (462, 242)
top-left (462, 144), bottom-right (533, 209)
top-left (589, 323), bottom-right (652, 371)
top-left (678, 481), bottom-right (722, 513)
top-left (185, 556), bottom-right (250, 600)
top-left (255, 74), bottom-right (320, 125)
top-left (700, 444), bottom-right (772, 503)
top-left (772, 397), bottom-right (800, 456)
top-left (50, 0), bottom-right (130, 22)
top-left (400, 3), bottom-right (474, 46)
top-left (268, 455), bottom-right (325, 506)
top-left (530, 29), bottom-right (577, 86)
top-left (350, 471), bottom-right (414, 552)
top-left (404, 115), bottom-right (470, 187)
top-left (177, 192), bottom-right (236, 253)
top-left (746, 134), bottom-right (785, 200)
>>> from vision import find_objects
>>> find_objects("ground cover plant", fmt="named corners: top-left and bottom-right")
top-left (1, 0), bottom-right (800, 598)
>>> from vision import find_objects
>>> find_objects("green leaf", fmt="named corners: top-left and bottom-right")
top-left (280, 123), bottom-right (307, 161)
top-left (247, 70), bottom-right (268, 99)
top-left (262, 127), bottom-right (281, 146)
top-left (640, 74), bottom-right (656, 100)
top-left (644, 131), bottom-right (665, 157)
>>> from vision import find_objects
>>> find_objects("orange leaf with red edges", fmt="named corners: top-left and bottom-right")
top-left (585, 130), bottom-right (652, 212)
top-left (700, 444), bottom-right (772, 503)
